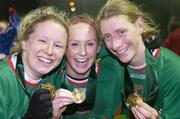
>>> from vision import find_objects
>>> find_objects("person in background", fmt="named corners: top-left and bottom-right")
top-left (52, 14), bottom-right (124, 119)
top-left (97, 0), bottom-right (180, 118)
top-left (163, 16), bottom-right (180, 56)
top-left (0, 7), bottom-right (20, 55)
top-left (0, 6), bottom-right (68, 119)
top-left (0, 53), bottom-right (6, 60)
top-left (0, 20), bottom-right (8, 32)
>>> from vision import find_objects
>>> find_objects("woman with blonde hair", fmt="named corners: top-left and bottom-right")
top-left (0, 6), bottom-right (68, 119)
top-left (98, 0), bottom-right (180, 118)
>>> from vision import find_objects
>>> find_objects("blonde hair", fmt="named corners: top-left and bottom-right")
top-left (97, 0), bottom-right (159, 42)
top-left (11, 6), bottom-right (69, 54)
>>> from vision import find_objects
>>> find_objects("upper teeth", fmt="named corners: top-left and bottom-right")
top-left (39, 57), bottom-right (52, 64)
top-left (118, 48), bottom-right (128, 54)
top-left (76, 59), bottom-right (87, 63)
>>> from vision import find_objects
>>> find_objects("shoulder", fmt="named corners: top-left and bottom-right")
top-left (0, 57), bottom-right (10, 72)
top-left (156, 47), bottom-right (180, 85)
top-left (0, 57), bottom-right (16, 88)
top-left (156, 47), bottom-right (180, 71)
top-left (158, 47), bottom-right (180, 63)
top-left (99, 56), bottom-right (124, 71)
top-left (97, 56), bottom-right (125, 82)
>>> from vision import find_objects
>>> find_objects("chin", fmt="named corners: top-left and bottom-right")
top-left (38, 69), bottom-right (51, 75)
top-left (117, 56), bottom-right (130, 64)
top-left (76, 69), bottom-right (89, 75)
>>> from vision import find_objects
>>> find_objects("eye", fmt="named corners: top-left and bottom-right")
top-left (87, 42), bottom-right (95, 46)
top-left (116, 30), bottom-right (125, 37)
top-left (54, 44), bottom-right (64, 49)
top-left (70, 42), bottom-right (79, 47)
top-left (38, 39), bottom-right (47, 44)
top-left (102, 34), bottom-right (112, 41)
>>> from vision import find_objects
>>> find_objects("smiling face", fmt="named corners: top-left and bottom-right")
top-left (100, 15), bottom-right (145, 66)
top-left (22, 20), bottom-right (67, 79)
top-left (66, 23), bottom-right (99, 78)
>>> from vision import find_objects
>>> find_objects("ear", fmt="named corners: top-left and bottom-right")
top-left (135, 17), bottom-right (144, 34)
top-left (97, 41), bottom-right (101, 54)
top-left (21, 40), bottom-right (27, 51)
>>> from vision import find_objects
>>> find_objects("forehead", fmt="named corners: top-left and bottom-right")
top-left (68, 23), bottom-right (98, 43)
top-left (31, 20), bottom-right (67, 37)
top-left (69, 23), bottom-right (97, 36)
top-left (29, 20), bottom-right (67, 42)
top-left (69, 22), bottom-right (95, 31)
top-left (100, 15), bottom-right (132, 28)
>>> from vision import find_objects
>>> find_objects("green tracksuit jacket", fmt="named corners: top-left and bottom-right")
top-left (123, 48), bottom-right (180, 119)
top-left (0, 54), bottom-right (61, 119)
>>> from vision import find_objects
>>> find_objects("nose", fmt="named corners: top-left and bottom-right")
top-left (111, 38), bottom-right (122, 51)
top-left (79, 45), bottom-right (87, 56)
top-left (46, 42), bottom-right (53, 55)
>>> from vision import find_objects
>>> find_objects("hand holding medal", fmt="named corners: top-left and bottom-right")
top-left (127, 93), bottom-right (143, 108)
top-left (41, 83), bottom-right (56, 99)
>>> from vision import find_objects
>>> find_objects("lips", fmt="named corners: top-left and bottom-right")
top-left (113, 46), bottom-right (129, 57)
top-left (75, 58), bottom-right (88, 63)
top-left (118, 47), bottom-right (129, 54)
top-left (38, 56), bottom-right (53, 64)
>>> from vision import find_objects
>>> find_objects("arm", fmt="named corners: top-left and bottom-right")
top-left (0, 78), bottom-right (8, 119)
top-left (23, 89), bottom-right (53, 119)
top-left (131, 100), bottom-right (158, 119)
top-left (92, 56), bottom-right (124, 118)
top-left (132, 49), bottom-right (180, 119)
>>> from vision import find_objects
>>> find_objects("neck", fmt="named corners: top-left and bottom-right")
top-left (22, 53), bottom-right (42, 80)
top-left (66, 64), bottom-right (90, 79)
top-left (129, 41), bottom-right (146, 67)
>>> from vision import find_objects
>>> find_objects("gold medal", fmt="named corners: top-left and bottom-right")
top-left (72, 88), bottom-right (86, 104)
top-left (127, 93), bottom-right (142, 107)
top-left (41, 83), bottom-right (56, 99)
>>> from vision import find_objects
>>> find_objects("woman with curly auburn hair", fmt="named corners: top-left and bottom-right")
top-left (51, 14), bottom-right (124, 119)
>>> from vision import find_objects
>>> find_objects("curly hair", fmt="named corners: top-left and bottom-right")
top-left (11, 6), bottom-right (69, 54)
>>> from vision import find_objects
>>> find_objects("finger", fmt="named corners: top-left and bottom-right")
top-left (53, 94), bottom-right (75, 105)
top-left (53, 97), bottom-right (74, 105)
top-left (59, 106), bottom-right (67, 113)
top-left (132, 106), bottom-right (146, 119)
top-left (135, 105), bottom-right (151, 118)
top-left (53, 101), bottom-right (69, 110)
top-left (55, 88), bottom-right (73, 98)
top-left (56, 88), bottom-right (72, 94)
top-left (131, 107), bottom-right (139, 119)
top-left (137, 101), bottom-right (158, 118)
top-left (53, 99), bottom-right (73, 111)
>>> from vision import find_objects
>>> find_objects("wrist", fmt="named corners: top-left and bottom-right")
top-left (60, 115), bottom-right (63, 119)
top-left (52, 114), bottom-right (62, 119)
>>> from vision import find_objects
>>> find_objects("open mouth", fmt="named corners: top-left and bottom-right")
top-left (75, 58), bottom-right (88, 63)
top-left (38, 56), bottom-right (53, 64)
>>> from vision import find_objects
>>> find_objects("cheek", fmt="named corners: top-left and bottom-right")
top-left (88, 47), bottom-right (99, 56)
top-left (104, 41), bottom-right (111, 49)
top-left (55, 50), bottom-right (65, 59)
